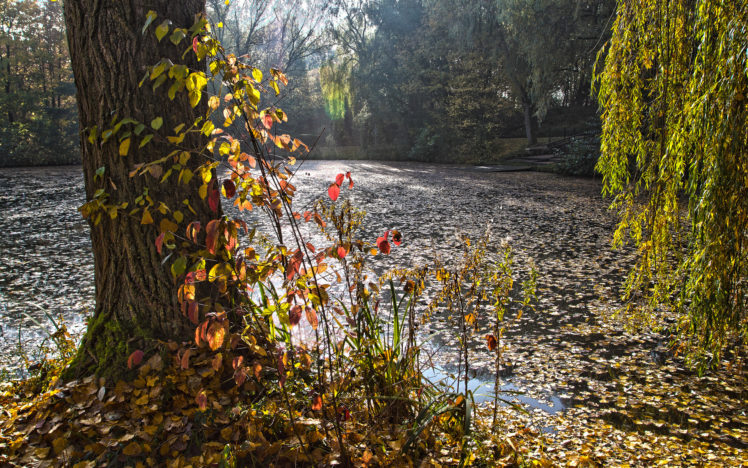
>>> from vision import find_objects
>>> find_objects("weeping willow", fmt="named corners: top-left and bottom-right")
top-left (319, 59), bottom-right (353, 121)
top-left (596, 0), bottom-right (747, 367)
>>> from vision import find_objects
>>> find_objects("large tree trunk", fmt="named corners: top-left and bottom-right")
top-left (63, 0), bottom-right (218, 377)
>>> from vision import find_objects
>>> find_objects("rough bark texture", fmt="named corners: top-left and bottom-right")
top-left (63, 0), bottom-right (217, 377)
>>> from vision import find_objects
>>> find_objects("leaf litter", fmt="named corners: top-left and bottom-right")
top-left (1, 162), bottom-right (746, 466)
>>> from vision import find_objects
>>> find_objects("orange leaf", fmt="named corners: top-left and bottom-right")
top-left (305, 307), bottom-right (318, 330)
top-left (289, 305), bottom-right (302, 326)
top-left (205, 219), bottom-right (219, 254)
top-left (196, 389), bottom-right (207, 410)
top-left (180, 348), bottom-right (192, 370)
top-left (207, 322), bottom-right (226, 351)
top-left (311, 394), bottom-right (322, 411)
top-left (127, 350), bottom-right (144, 369)
top-left (232, 355), bottom-right (244, 370)
top-left (485, 334), bottom-right (498, 351)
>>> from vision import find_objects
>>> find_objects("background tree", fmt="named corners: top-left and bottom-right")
top-left (0, 0), bottom-right (77, 166)
top-left (62, 0), bottom-right (222, 376)
top-left (596, 0), bottom-right (747, 366)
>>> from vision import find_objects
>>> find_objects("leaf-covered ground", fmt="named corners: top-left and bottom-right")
top-left (488, 315), bottom-right (747, 466)
top-left (1, 162), bottom-right (746, 466)
top-left (0, 344), bottom-right (525, 467)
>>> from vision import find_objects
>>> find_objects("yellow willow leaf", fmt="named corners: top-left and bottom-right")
top-left (119, 138), bottom-right (131, 156)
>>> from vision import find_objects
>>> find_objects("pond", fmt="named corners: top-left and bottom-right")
top-left (0, 161), bottom-right (630, 405)
top-left (3, 162), bottom-right (745, 461)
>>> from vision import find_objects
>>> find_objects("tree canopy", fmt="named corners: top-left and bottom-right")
top-left (596, 0), bottom-right (748, 366)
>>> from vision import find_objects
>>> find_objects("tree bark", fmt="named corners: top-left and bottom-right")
top-left (63, 0), bottom-right (219, 377)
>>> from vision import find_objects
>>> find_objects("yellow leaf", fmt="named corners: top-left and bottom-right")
top-left (151, 117), bottom-right (163, 130)
top-left (35, 446), bottom-right (51, 458)
top-left (52, 437), bottom-right (67, 455)
top-left (141, 208), bottom-right (154, 225)
top-left (122, 441), bottom-right (142, 456)
top-left (135, 394), bottom-right (148, 405)
top-left (119, 138), bottom-right (131, 156)
top-left (159, 218), bottom-right (178, 233)
top-left (208, 95), bottom-right (220, 110)
top-left (220, 426), bottom-right (233, 441)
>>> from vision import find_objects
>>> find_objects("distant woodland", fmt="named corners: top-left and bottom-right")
top-left (1, 0), bottom-right (614, 167)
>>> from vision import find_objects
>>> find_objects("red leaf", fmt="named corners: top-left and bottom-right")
top-left (222, 179), bottom-right (236, 198)
top-left (345, 171), bottom-right (353, 189)
top-left (209, 185), bottom-right (220, 212)
top-left (337, 245), bottom-right (347, 259)
top-left (378, 240), bottom-right (391, 255)
top-left (234, 367), bottom-right (247, 386)
top-left (485, 334), bottom-right (498, 351)
top-left (328, 183), bottom-right (340, 201)
top-left (335, 173), bottom-right (345, 186)
top-left (205, 219), bottom-right (219, 254)
top-left (192, 36), bottom-right (199, 54)
top-left (155, 232), bottom-right (165, 255)
top-left (376, 231), bottom-right (392, 255)
top-left (127, 350), bottom-right (144, 369)
top-left (305, 307), bottom-right (318, 330)
top-left (286, 250), bottom-right (303, 280)
top-left (262, 113), bottom-right (273, 129)
top-left (289, 305), bottom-right (302, 326)
top-left (392, 230), bottom-right (403, 246)
top-left (311, 394), bottom-right (322, 411)
top-left (188, 301), bottom-right (199, 324)
top-left (196, 390), bottom-right (207, 410)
